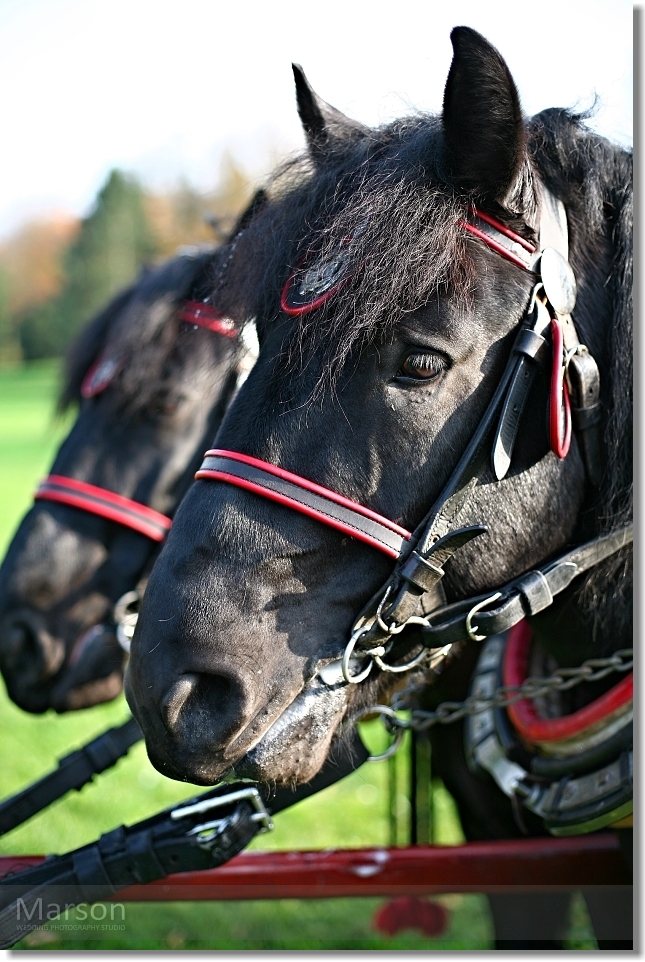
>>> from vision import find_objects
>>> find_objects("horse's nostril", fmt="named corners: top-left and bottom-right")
top-left (161, 671), bottom-right (251, 747)
top-left (0, 613), bottom-right (64, 682)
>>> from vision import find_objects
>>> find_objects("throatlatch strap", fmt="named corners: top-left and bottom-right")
top-left (35, 476), bottom-right (172, 542)
top-left (196, 450), bottom-right (411, 559)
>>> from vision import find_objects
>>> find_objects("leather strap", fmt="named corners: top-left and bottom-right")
top-left (0, 734), bottom-right (369, 948)
top-left (0, 717), bottom-right (142, 838)
top-left (196, 450), bottom-right (411, 558)
top-left (35, 476), bottom-right (172, 543)
top-left (419, 524), bottom-right (633, 649)
top-left (178, 302), bottom-right (238, 339)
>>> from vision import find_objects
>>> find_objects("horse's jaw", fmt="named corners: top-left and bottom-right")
top-left (231, 675), bottom-right (350, 783)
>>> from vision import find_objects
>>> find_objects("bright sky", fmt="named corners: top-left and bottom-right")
top-left (0, 0), bottom-right (633, 238)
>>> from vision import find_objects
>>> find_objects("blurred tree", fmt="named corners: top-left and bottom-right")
top-left (146, 154), bottom-right (252, 257)
top-left (0, 215), bottom-right (78, 363)
top-left (20, 170), bottom-right (157, 359)
top-left (5, 156), bottom-right (252, 360)
top-left (0, 265), bottom-right (20, 365)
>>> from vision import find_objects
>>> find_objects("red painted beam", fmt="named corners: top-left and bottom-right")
top-left (0, 835), bottom-right (630, 901)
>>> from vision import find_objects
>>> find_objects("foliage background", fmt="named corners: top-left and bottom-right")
top-left (0, 158), bottom-right (251, 364)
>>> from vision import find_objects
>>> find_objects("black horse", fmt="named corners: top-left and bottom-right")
top-left (0, 244), bottom-right (252, 713)
top-left (126, 27), bottom-right (631, 946)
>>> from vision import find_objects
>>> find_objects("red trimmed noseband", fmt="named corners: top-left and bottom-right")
top-left (195, 450), bottom-right (411, 559)
top-left (34, 475), bottom-right (172, 542)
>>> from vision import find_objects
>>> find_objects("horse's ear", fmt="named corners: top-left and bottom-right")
top-left (442, 27), bottom-right (525, 201)
top-left (292, 63), bottom-right (368, 156)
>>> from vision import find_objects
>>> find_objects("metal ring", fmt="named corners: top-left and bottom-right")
top-left (113, 589), bottom-right (140, 625)
top-left (354, 704), bottom-right (409, 762)
top-left (373, 647), bottom-right (428, 674)
top-left (341, 626), bottom-right (374, 684)
top-left (465, 592), bottom-right (503, 642)
top-left (375, 586), bottom-right (410, 636)
top-left (368, 727), bottom-right (406, 762)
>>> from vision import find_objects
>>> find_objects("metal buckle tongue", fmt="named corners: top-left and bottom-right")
top-left (171, 786), bottom-right (274, 849)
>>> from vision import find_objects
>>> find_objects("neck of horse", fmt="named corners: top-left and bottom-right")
top-left (528, 125), bottom-right (632, 669)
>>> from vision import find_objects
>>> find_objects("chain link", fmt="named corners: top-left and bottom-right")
top-left (367, 648), bottom-right (633, 734)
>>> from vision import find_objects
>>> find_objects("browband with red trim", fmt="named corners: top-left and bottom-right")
top-left (178, 301), bottom-right (238, 339)
top-left (35, 475), bottom-right (172, 542)
top-left (195, 450), bottom-right (411, 559)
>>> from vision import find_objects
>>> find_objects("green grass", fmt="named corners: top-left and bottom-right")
top-left (0, 362), bottom-right (597, 949)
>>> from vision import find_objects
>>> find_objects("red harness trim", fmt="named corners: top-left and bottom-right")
top-left (503, 619), bottom-right (633, 744)
top-left (34, 475), bottom-right (172, 542)
top-left (460, 208), bottom-right (538, 272)
top-left (196, 449), bottom-right (411, 559)
top-left (548, 317), bottom-right (572, 458)
top-left (468, 208), bottom-right (536, 252)
top-left (178, 302), bottom-right (238, 339)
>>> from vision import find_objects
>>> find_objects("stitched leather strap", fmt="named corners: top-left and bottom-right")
top-left (35, 476), bottom-right (172, 542)
top-left (419, 525), bottom-right (633, 649)
top-left (196, 450), bottom-right (411, 559)
top-left (0, 717), bottom-right (142, 838)
top-left (0, 734), bottom-right (369, 948)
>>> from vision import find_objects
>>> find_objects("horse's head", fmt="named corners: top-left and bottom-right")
top-left (127, 27), bottom-right (629, 786)
top-left (0, 242), bottom-right (255, 713)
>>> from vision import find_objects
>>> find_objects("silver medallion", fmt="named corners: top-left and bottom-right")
top-left (540, 247), bottom-right (577, 315)
top-left (298, 250), bottom-right (350, 298)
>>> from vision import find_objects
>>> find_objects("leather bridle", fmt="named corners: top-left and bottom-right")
top-left (195, 185), bottom-right (632, 684)
top-left (34, 300), bottom-right (240, 545)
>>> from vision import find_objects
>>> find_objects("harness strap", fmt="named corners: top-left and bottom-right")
top-left (419, 524), bottom-right (633, 650)
top-left (34, 476), bottom-right (172, 543)
top-left (178, 301), bottom-right (238, 338)
top-left (0, 734), bottom-right (369, 948)
top-left (196, 450), bottom-right (411, 558)
top-left (0, 717), bottom-right (142, 839)
top-left (357, 187), bottom-right (604, 645)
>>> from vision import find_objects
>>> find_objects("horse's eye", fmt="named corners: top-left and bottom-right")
top-left (396, 352), bottom-right (446, 383)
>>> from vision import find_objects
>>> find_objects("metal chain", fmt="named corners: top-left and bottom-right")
top-left (366, 648), bottom-right (633, 735)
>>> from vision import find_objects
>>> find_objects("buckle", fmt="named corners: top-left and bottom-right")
top-left (171, 787), bottom-right (274, 848)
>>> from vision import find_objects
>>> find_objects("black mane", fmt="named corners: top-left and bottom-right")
top-left (59, 246), bottom-right (224, 417)
top-left (529, 109), bottom-right (633, 640)
top-left (221, 115), bottom-right (482, 396)
top-left (221, 107), bottom-right (632, 641)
